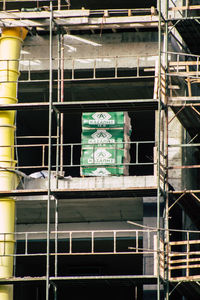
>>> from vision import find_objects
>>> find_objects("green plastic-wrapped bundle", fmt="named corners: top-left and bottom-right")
top-left (81, 166), bottom-right (129, 176)
top-left (80, 112), bottom-right (132, 177)
top-left (82, 112), bottom-right (126, 128)
top-left (81, 128), bottom-right (126, 149)
top-left (81, 148), bottom-right (125, 166)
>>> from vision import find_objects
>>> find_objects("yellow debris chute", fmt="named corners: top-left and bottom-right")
top-left (0, 27), bottom-right (27, 300)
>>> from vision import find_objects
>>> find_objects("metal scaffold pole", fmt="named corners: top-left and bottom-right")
top-left (157, 0), bottom-right (162, 299)
top-left (165, 1), bottom-right (170, 299)
top-left (54, 30), bottom-right (61, 279)
top-left (60, 32), bottom-right (64, 174)
top-left (46, 1), bottom-right (53, 299)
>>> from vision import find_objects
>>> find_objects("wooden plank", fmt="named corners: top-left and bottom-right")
top-left (0, 20), bottom-right (159, 29)
top-left (88, 15), bottom-right (159, 24)
top-left (0, 8), bottom-right (154, 19)
top-left (169, 71), bottom-right (200, 76)
top-left (0, 17), bottom-right (89, 27)
top-left (170, 258), bottom-right (200, 264)
top-left (169, 102), bottom-right (200, 107)
top-left (170, 275), bottom-right (200, 281)
top-left (3, 17), bottom-right (156, 29)
top-left (169, 61), bottom-right (200, 67)
top-left (0, 13), bottom-right (159, 28)
top-left (54, 16), bottom-right (159, 29)
top-left (170, 251), bottom-right (200, 256)
top-left (169, 264), bottom-right (200, 270)
top-left (169, 265), bottom-right (187, 270)
top-left (169, 5), bottom-right (200, 11)
top-left (168, 252), bottom-right (200, 263)
top-left (186, 65), bottom-right (192, 97)
top-left (0, 19), bottom-right (50, 27)
top-left (0, 10), bottom-right (158, 21)
top-left (0, 10), bottom-right (90, 19)
top-left (169, 253), bottom-right (187, 258)
top-left (169, 252), bottom-right (200, 258)
top-left (169, 190), bottom-right (200, 195)
top-left (169, 240), bottom-right (200, 246)
top-left (169, 96), bottom-right (200, 101)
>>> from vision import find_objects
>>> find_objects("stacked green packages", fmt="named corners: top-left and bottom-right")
top-left (81, 128), bottom-right (130, 149)
top-left (81, 148), bottom-right (125, 165)
top-left (82, 112), bottom-right (131, 135)
top-left (81, 166), bottom-right (129, 176)
top-left (80, 112), bottom-right (132, 177)
top-left (82, 112), bottom-right (126, 128)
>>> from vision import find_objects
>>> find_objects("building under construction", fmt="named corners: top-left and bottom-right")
top-left (0, 0), bottom-right (200, 299)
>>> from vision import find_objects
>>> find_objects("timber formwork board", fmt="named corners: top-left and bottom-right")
top-left (0, 9), bottom-right (160, 30)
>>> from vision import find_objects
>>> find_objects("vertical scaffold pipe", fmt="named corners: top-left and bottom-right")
top-left (0, 27), bottom-right (28, 300)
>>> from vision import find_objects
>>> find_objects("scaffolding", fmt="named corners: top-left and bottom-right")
top-left (0, 0), bottom-right (200, 299)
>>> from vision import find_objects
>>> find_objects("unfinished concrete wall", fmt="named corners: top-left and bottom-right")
top-left (20, 32), bottom-right (159, 71)
top-left (168, 109), bottom-right (183, 190)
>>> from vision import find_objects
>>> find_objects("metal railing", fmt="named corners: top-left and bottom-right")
top-left (168, 51), bottom-right (200, 80)
top-left (168, 0), bottom-right (200, 19)
top-left (1, 3), bottom-right (155, 16)
top-left (2, 0), bottom-right (69, 11)
top-left (6, 140), bottom-right (155, 171)
top-left (158, 230), bottom-right (200, 281)
top-left (169, 232), bottom-right (200, 280)
top-left (0, 229), bottom-right (157, 257)
top-left (0, 229), bottom-right (158, 278)
top-left (3, 52), bottom-right (200, 92)
top-left (2, 55), bottom-right (157, 82)
top-left (1, 228), bottom-right (198, 281)
top-left (167, 142), bottom-right (200, 172)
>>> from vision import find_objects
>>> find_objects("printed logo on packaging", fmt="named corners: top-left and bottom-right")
top-left (89, 112), bottom-right (115, 126)
top-left (88, 130), bottom-right (114, 144)
top-left (88, 149), bottom-right (115, 164)
top-left (91, 168), bottom-right (111, 176)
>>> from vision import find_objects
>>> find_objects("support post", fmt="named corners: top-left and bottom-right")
top-left (157, 0), bottom-right (162, 299)
top-left (46, 2), bottom-right (53, 299)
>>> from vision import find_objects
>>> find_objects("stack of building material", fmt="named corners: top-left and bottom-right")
top-left (80, 112), bottom-right (132, 176)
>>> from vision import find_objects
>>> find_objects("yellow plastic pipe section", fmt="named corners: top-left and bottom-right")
top-left (0, 27), bottom-right (27, 299)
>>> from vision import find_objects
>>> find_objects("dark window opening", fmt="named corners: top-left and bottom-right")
top-left (15, 239), bottom-right (143, 277)
top-left (17, 70), bottom-right (155, 177)
top-left (16, 109), bottom-right (155, 176)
